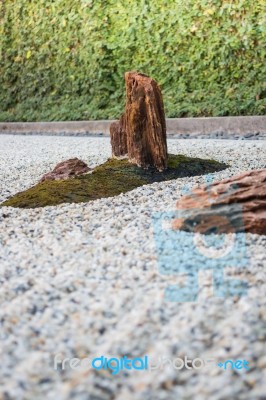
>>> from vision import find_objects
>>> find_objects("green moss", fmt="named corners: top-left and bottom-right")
top-left (1, 154), bottom-right (227, 209)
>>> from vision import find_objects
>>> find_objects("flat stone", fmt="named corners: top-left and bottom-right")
top-left (173, 169), bottom-right (266, 235)
top-left (40, 158), bottom-right (91, 182)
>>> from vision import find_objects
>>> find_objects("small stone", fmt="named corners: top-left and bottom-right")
top-left (110, 114), bottom-right (128, 158)
top-left (40, 158), bottom-right (91, 182)
top-left (257, 355), bottom-right (266, 368)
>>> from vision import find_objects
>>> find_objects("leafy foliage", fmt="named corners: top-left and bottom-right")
top-left (0, 0), bottom-right (265, 121)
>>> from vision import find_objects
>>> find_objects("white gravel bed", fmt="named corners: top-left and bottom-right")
top-left (0, 135), bottom-right (265, 400)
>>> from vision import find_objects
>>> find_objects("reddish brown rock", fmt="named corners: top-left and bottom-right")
top-left (125, 72), bottom-right (167, 171)
top-left (173, 169), bottom-right (266, 235)
top-left (110, 72), bottom-right (168, 171)
top-left (110, 114), bottom-right (128, 158)
top-left (40, 158), bottom-right (90, 182)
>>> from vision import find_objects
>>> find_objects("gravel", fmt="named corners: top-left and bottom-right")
top-left (169, 132), bottom-right (266, 140)
top-left (0, 135), bottom-right (265, 400)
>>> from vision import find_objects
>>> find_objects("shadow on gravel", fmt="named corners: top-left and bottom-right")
top-left (1, 154), bottom-right (227, 208)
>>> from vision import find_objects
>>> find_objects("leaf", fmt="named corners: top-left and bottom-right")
top-left (204, 8), bottom-right (216, 16)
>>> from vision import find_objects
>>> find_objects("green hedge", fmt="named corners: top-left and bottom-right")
top-left (0, 0), bottom-right (265, 121)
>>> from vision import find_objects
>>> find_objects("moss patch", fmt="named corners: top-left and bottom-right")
top-left (1, 154), bottom-right (227, 209)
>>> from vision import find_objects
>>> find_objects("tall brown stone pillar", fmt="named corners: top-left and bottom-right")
top-left (110, 72), bottom-right (168, 171)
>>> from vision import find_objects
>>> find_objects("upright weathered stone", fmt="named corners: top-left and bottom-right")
top-left (125, 72), bottom-right (167, 171)
top-left (110, 114), bottom-right (128, 158)
top-left (110, 72), bottom-right (168, 171)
